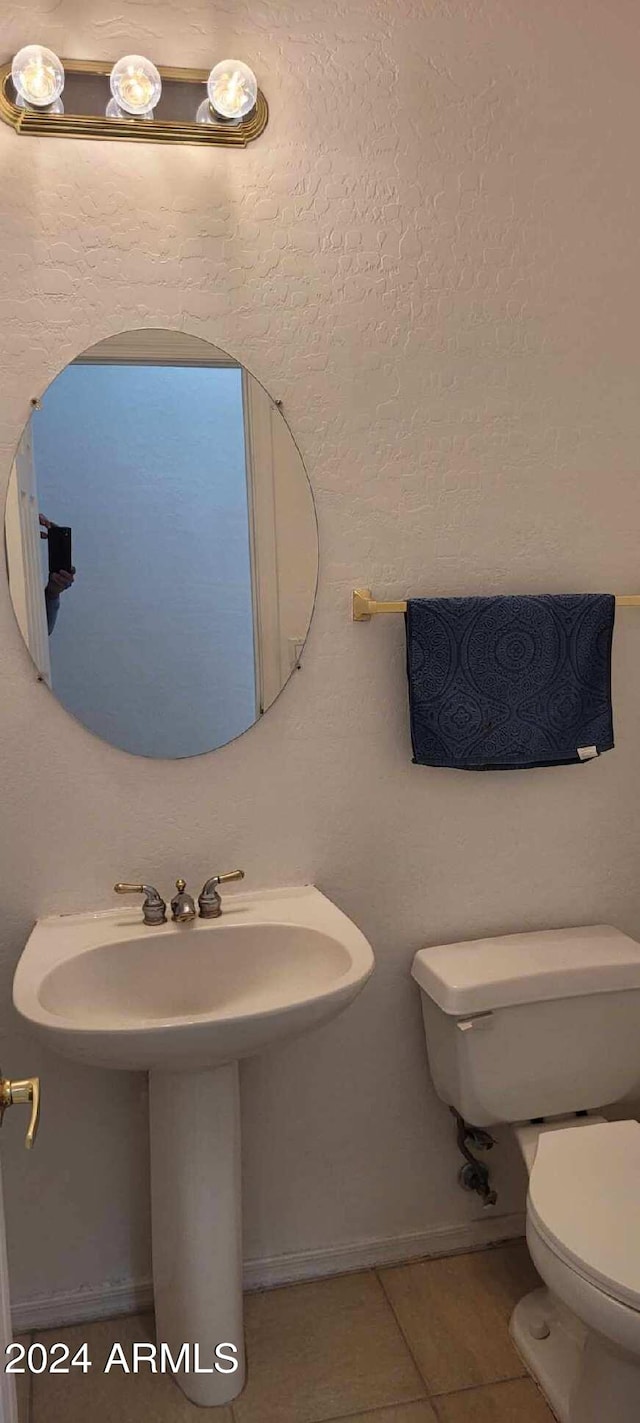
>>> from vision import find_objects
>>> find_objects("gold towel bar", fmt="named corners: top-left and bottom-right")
top-left (352, 588), bottom-right (640, 621)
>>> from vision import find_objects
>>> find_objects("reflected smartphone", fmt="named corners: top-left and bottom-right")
top-left (47, 524), bottom-right (72, 576)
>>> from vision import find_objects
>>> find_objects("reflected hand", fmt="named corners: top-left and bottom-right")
top-left (39, 513), bottom-right (52, 539)
top-left (45, 567), bottom-right (75, 598)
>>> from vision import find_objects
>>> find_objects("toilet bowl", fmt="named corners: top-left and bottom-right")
top-left (511, 1117), bottom-right (640, 1422)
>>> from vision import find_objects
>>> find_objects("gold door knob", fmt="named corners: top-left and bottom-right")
top-left (0, 1074), bottom-right (40, 1150)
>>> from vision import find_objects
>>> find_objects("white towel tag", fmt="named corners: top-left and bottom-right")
top-left (577, 745), bottom-right (598, 761)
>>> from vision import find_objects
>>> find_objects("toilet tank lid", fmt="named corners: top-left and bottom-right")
top-left (411, 924), bottom-right (640, 1015)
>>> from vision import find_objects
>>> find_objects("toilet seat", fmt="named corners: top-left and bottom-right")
top-left (528, 1119), bottom-right (640, 1311)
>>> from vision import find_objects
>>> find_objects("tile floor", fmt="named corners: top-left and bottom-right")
top-left (17, 1241), bottom-right (556, 1422)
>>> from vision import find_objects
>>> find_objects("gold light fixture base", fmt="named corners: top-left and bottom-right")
top-left (0, 58), bottom-right (268, 146)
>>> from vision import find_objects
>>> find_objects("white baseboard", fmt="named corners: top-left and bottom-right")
top-left (11, 1276), bottom-right (155, 1335)
top-left (12, 1211), bottom-right (525, 1334)
top-left (242, 1210), bottom-right (526, 1290)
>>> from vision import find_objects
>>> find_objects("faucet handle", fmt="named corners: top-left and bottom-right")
top-left (198, 870), bottom-right (245, 919)
top-left (114, 882), bottom-right (167, 926)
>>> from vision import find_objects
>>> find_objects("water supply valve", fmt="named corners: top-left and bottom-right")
top-left (451, 1108), bottom-right (497, 1208)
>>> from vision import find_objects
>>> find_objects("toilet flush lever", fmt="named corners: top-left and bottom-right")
top-left (456, 1012), bottom-right (493, 1033)
top-left (0, 1073), bottom-right (40, 1149)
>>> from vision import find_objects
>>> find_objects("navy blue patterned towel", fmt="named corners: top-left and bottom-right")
top-left (406, 595), bottom-right (615, 770)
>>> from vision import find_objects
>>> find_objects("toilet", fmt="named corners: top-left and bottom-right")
top-left (411, 923), bottom-right (640, 1423)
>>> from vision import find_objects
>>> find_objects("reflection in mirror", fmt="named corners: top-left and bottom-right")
top-left (5, 330), bottom-right (318, 758)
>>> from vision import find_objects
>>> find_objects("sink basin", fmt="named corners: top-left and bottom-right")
top-left (13, 885), bottom-right (374, 1406)
top-left (15, 886), bottom-right (373, 1071)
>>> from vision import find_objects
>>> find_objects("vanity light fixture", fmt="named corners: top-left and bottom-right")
top-left (1, 51), bottom-right (267, 146)
top-left (11, 45), bottom-right (64, 111)
top-left (110, 54), bottom-right (162, 117)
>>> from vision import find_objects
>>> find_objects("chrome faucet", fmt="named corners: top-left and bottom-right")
top-left (114, 871), bottom-right (243, 926)
top-left (114, 882), bottom-right (167, 925)
top-left (198, 870), bottom-right (245, 918)
top-left (170, 879), bottom-right (197, 924)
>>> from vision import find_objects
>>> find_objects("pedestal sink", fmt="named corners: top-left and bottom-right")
top-left (13, 885), bottom-right (374, 1405)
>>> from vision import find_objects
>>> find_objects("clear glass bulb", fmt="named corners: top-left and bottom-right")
top-left (110, 55), bottom-right (162, 116)
top-left (207, 60), bottom-right (257, 120)
top-left (196, 98), bottom-right (216, 126)
top-left (11, 45), bottom-right (65, 109)
top-left (106, 98), bottom-right (135, 122)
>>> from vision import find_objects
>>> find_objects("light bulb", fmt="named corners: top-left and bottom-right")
top-left (110, 55), bottom-right (161, 116)
top-left (11, 45), bottom-right (65, 109)
top-left (207, 60), bottom-right (257, 120)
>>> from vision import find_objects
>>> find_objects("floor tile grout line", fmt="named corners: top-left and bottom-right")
top-left (430, 1376), bottom-right (559, 1423)
top-left (428, 1367), bottom-right (530, 1398)
top-left (235, 1270), bottom-right (431, 1423)
top-left (374, 1265), bottom-right (439, 1401)
top-left (374, 1249), bottom-right (532, 1400)
top-left (367, 1266), bottom-right (434, 1406)
top-left (305, 1391), bottom-right (431, 1423)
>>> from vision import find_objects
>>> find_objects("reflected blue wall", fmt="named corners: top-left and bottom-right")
top-left (34, 364), bottom-right (256, 756)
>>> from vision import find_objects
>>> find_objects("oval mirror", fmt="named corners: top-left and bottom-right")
top-left (5, 329), bottom-right (318, 758)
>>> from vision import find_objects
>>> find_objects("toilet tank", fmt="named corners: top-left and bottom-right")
top-left (412, 925), bottom-right (640, 1127)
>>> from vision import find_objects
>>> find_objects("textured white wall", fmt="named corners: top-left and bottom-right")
top-left (2, 0), bottom-right (640, 1311)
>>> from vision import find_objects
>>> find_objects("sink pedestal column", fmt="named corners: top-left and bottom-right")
top-left (149, 1063), bottom-right (245, 1405)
